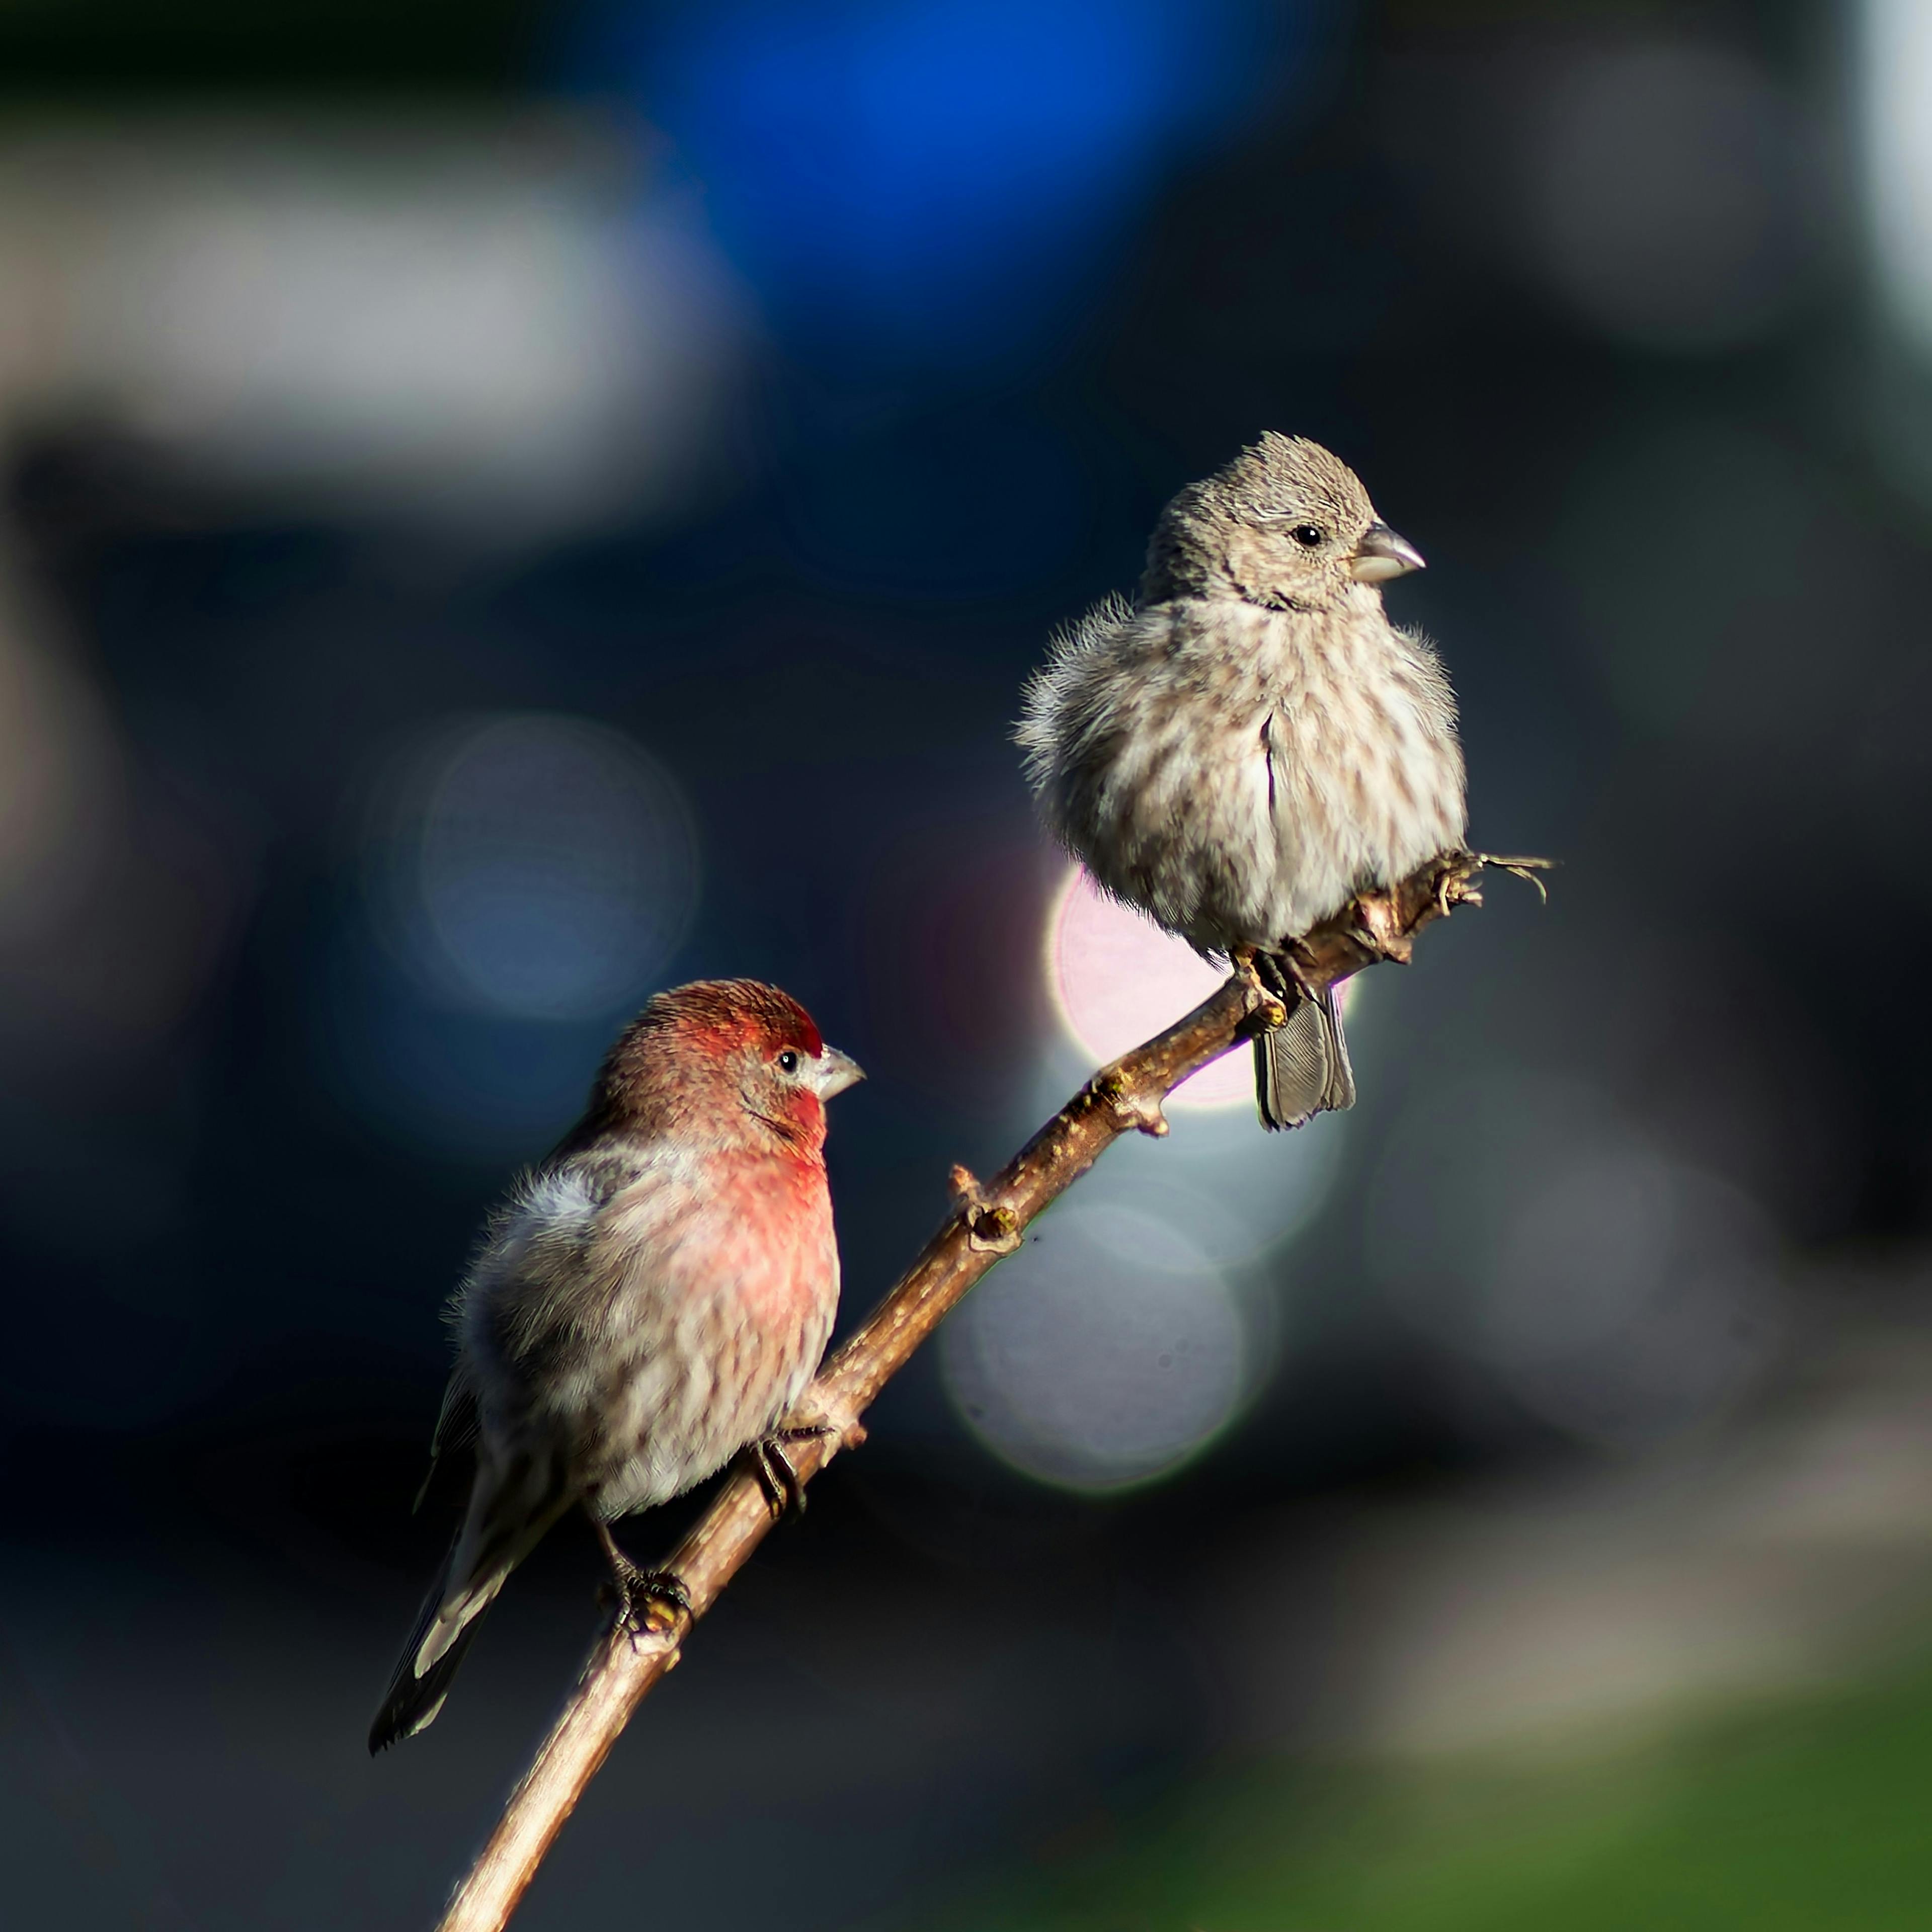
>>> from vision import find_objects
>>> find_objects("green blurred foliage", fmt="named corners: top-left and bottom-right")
top-left (884, 1659), bottom-right (1932, 1931)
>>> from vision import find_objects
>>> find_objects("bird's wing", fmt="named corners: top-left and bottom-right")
top-left (417, 1452), bottom-right (574, 1675)
top-left (411, 1370), bottom-right (478, 1513)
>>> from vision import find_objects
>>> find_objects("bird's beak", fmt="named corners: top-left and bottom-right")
top-left (813, 1047), bottom-right (865, 1100)
top-left (1349, 522), bottom-right (1426, 583)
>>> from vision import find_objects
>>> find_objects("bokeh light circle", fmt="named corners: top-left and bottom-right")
top-left (1523, 41), bottom-right (1816, 351)
top-left (941, 1202), bottom-right (1248, 1492)
top-left (1045, 865), bottom-right (1246, 1109)
top-left (1367, 1073), bottom-right (1785, 1450)
top-left (1044, 863), bottom-right (1358, 1112)
top-left (371, 712), bottom-right (701, 1020)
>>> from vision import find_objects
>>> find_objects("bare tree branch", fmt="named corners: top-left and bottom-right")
top-left (432, 848), bottom-right (1543, 1932)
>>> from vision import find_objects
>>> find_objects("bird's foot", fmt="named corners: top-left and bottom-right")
top-left (1232, 946), bottom-right (1300, 1025)
top-left (1252, 949), bottom-right (1298, 1001)
top-left (745, 1426), bottom-right (835, 1521)
top-left (605, 1563), bottom-right (691, 1639)
top-left (1342, 894), bottom-right (1414, 963)
top-left (594, 1524), bottom-right (690, 1637)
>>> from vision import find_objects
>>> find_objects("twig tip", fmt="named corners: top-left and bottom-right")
top-left (1475, 852), bottom-right (1556, 905)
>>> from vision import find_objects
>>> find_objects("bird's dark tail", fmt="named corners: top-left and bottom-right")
top-left (1254, 985), bottom-right (1356, 1131)
top-left (368, 1539), bottom-right (493, 1754)
top-left (369, 1456), bottom-right (571, 1752)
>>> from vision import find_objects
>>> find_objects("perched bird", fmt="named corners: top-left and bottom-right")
top-left (1016, 433), bottom-right (1466, 1129)
top-left (368, 979), bottom-right (862, 1753)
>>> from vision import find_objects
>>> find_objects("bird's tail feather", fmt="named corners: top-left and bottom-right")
top-left (368, 1535), bottom-right (492, 1753)
top-left (1254, 985), bottom-right (1356, 1131)
top-left (367, 1487), bottom-right (557, 1753)
top-left (370, 1453), bottom-right (575, 1752)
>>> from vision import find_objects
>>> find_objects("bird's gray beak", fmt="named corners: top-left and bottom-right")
top-left (813, 1046), bottom-right (865, 1100)
top-left (1349, 522), bottom-right (1426, 583)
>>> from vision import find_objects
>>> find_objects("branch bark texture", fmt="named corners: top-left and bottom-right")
top-left (434, 848), bottom-right (1532, 1932)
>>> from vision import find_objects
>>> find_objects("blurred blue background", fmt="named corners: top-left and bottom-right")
top-left (5, 0), bottom-right (1932, 1926)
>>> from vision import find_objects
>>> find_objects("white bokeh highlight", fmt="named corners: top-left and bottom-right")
top-left (1862, 0), bottom-right (1932, 357)
top-left (1049, 864), bottom-right (1333, 1111)
top-left (0, 115), bottom-right (749, 526)
top-left (1037, 861), bottom-right (1351, 1261)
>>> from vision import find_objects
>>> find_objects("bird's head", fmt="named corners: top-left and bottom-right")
top-left (1140, 432), bottom-right (1424, 615)
top-left (582, 979), bottom-right (863, 1158)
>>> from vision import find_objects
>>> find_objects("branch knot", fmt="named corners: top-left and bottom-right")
top-left (964, 1203), bottom-right (1021, 1252)
top-left (1088, 1068), bottom-right (1168, 1138)
top-left (948, 1164), bottom-right (1024, 1253)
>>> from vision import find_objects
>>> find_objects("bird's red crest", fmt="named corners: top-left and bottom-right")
top-left (649, 980), bottom-right (825, 1061)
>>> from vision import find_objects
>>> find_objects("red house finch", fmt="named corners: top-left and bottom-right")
top-left (368, 979), bottom-right (862, 1752)
top-left (1016, 434), bottom-right (1465, 1129)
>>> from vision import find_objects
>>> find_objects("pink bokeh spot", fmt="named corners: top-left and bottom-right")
top-left (1044, 866), bottom-right (1252, 1111)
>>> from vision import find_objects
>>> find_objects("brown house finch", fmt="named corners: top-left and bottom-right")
top-left (1016, 434), bottom-right (1465, 1129)
top-left (368, 979), bottom-right (862, 1752)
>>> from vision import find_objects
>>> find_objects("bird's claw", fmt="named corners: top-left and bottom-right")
top-left (1255, 952), bottom-right (1297, 1001)
top-left (1434, 864), bottom-right (1462, 918)
top-left (594, 1522), bottom-right (690, 1638)
top-left (747, 1429), bottom-right (831, 1521)
top-left (1239, 946), bottom-right (1303, 1008)
top-left (600, 1563), bottom-right (690, 1640)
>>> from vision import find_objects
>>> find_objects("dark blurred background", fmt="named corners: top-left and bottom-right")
top-left (5, 1), bottom-right (1932, 1926)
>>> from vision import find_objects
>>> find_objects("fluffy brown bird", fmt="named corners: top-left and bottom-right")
top-left (1016, 433), bottom-right (1466, 1129)
top-left (368, 979), bottom-right (862, 1752)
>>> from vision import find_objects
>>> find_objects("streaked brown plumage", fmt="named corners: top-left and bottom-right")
top-left (1016, 434), bottom-right (1466, 1128)
top-left (368, 979), bottom-right (862, 1752)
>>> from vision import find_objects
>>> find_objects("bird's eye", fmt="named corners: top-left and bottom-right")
top-left (776, 1049), bottom-right (800, 1075)
top-left (1291, 524), bottom-right (1326, 548)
